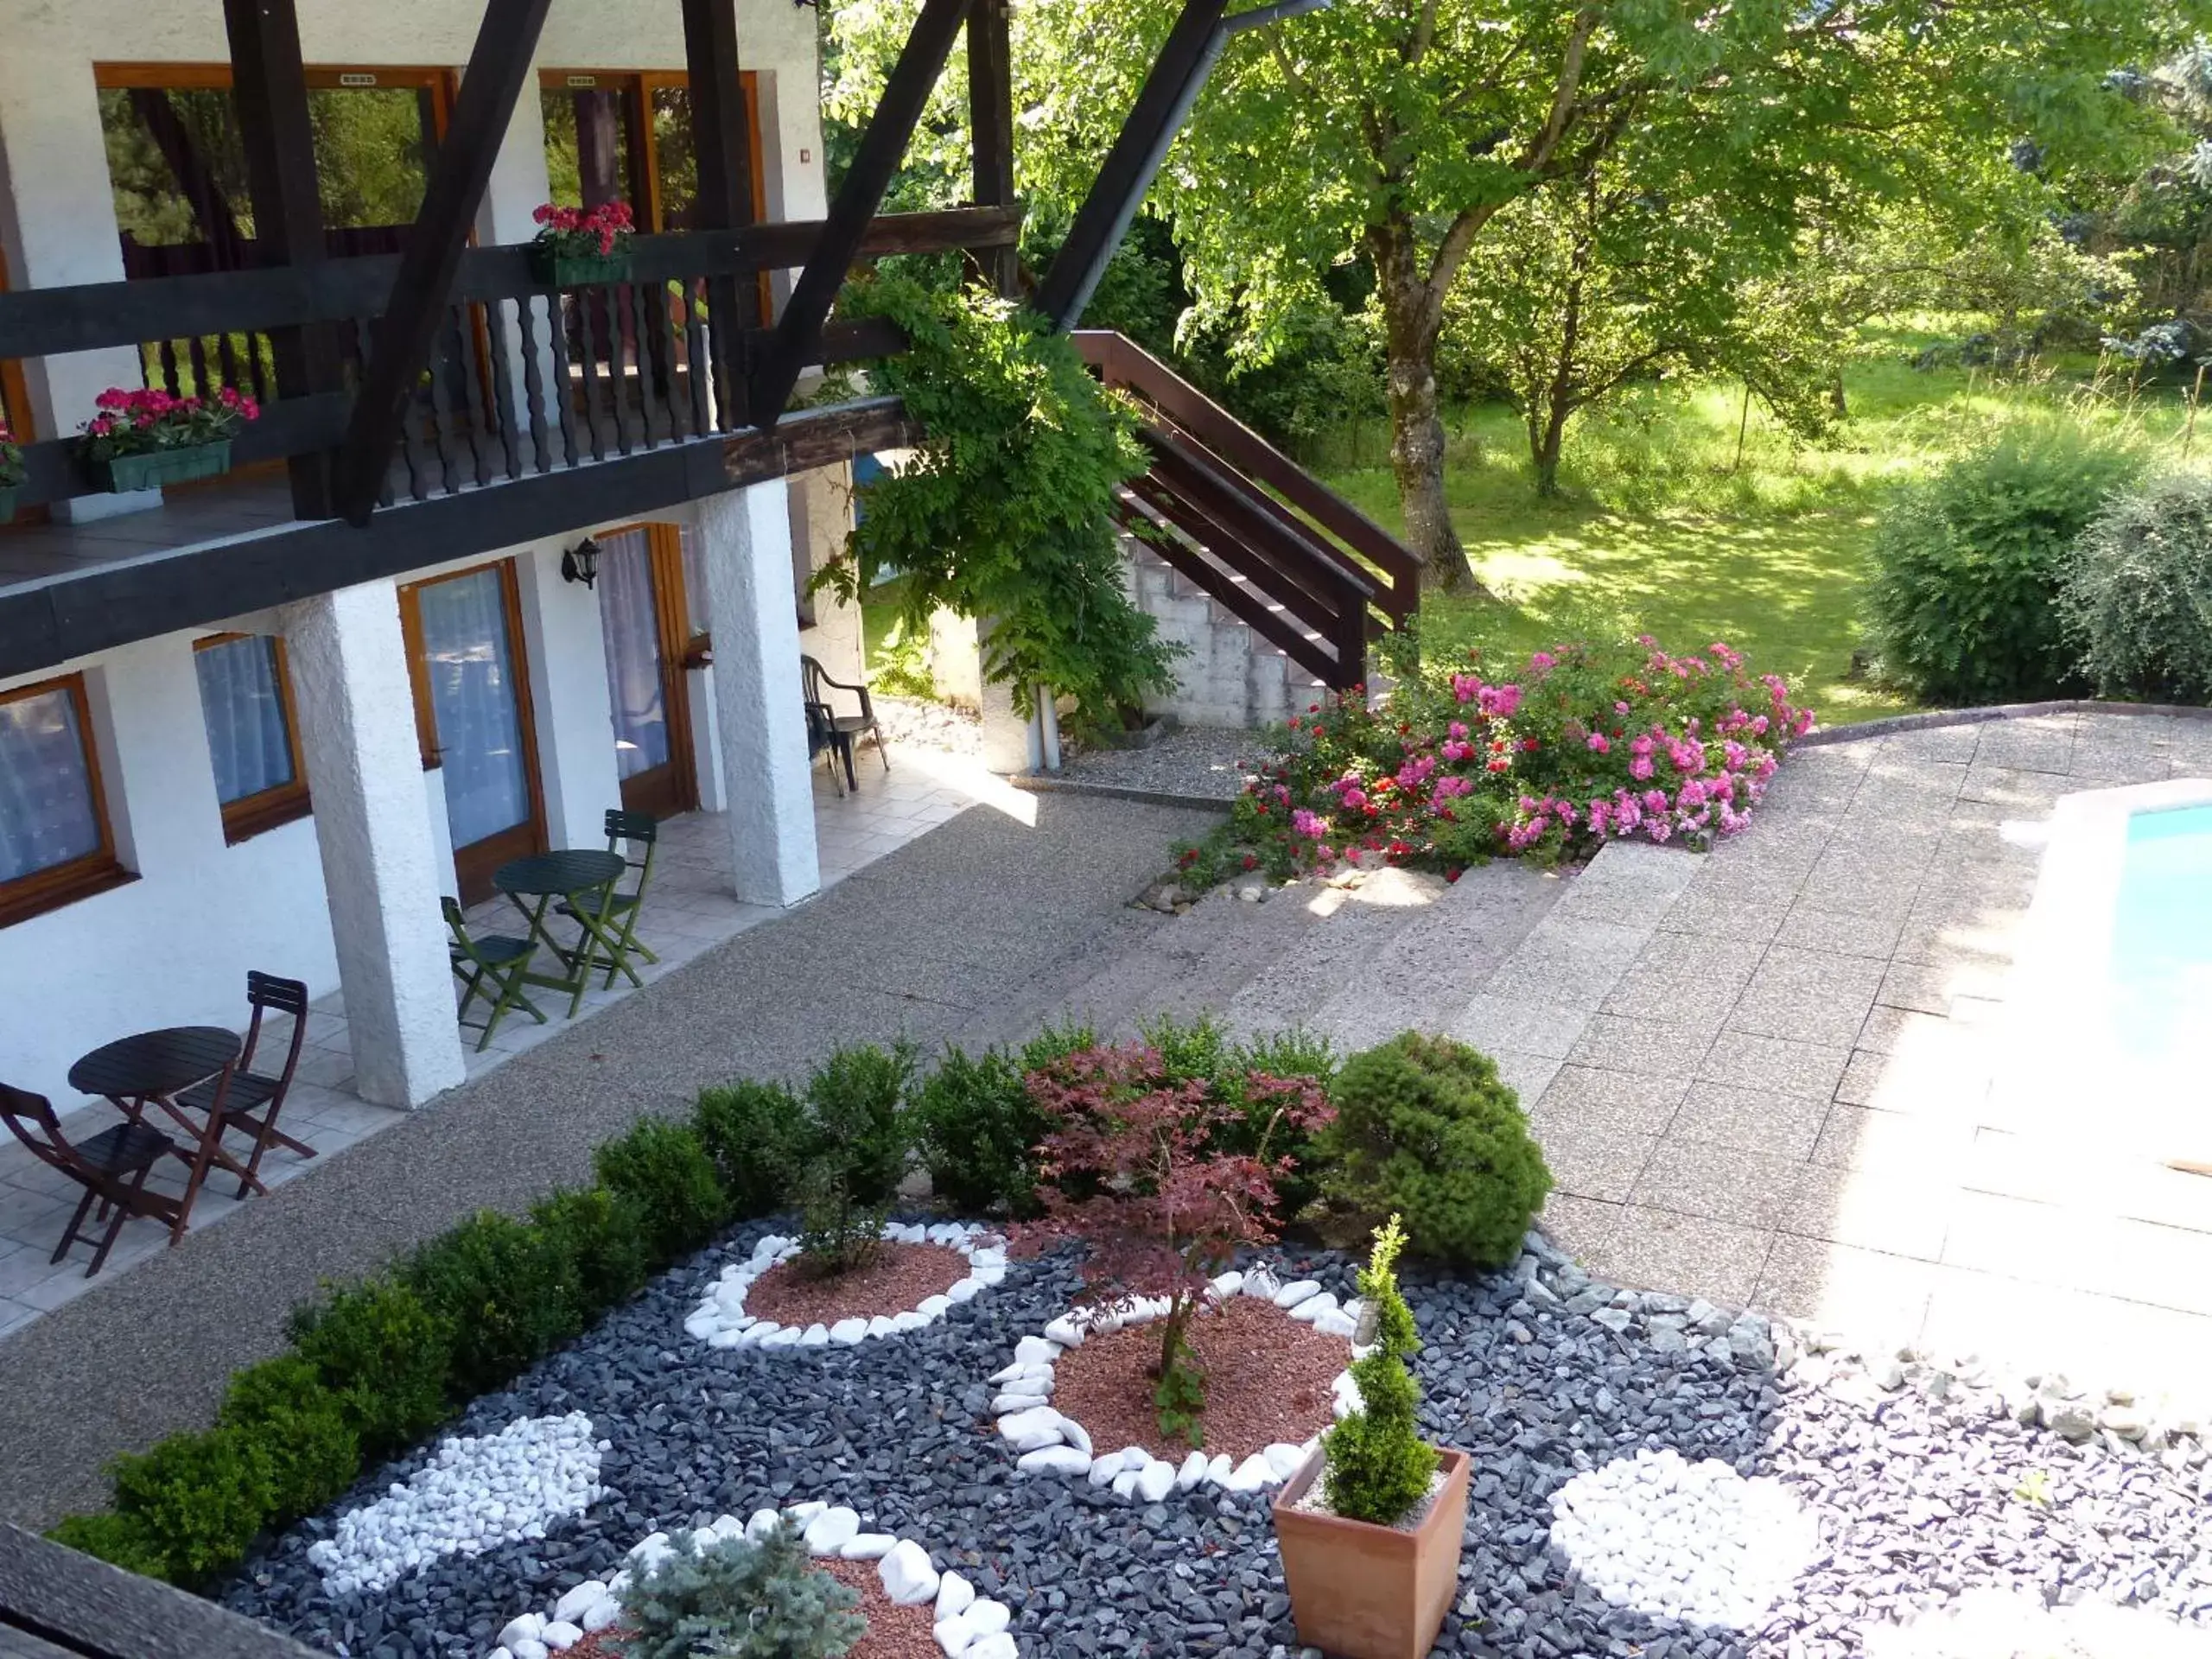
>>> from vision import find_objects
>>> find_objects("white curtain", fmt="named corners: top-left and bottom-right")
top-left (0, 685), bottom-right (102, 883)
top-left (596, 529), bottom-right (669, 781)
top-left (417, 569), bottom-right (531, 849)
top-left (194, 635), bottom-right (294, 804)
top-left (678, 522), bottom-right (709, 636)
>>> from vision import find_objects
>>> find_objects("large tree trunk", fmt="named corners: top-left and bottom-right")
top-left (1374, 224), bottom-right (1484, 595)
top-left (1533, 401), bottom-right (1569, 496)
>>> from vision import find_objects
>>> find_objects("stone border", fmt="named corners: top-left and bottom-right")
top-left (485, 1500), bottom-right (1024, 1659)
top-left (683, 1223), bottom-right (1005, 1351)
top-left (1007, 772), bottom-right (1239, 811)
top-left (1796, 698), bottom-right (2212, 749)
top-left (990, 1267), bottom-right (1364, 1500)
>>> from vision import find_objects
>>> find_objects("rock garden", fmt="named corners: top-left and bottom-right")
top-left (40, 1017), bottom-right (2212, 1659)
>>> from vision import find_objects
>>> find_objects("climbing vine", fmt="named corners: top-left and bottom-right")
top-left (813, 276), bottom-right (1179, 724)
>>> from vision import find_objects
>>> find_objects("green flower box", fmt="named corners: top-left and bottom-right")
top-left (0, 486), bottom-right (16, 524)
top-left (86, 440), bottom-right (234, 494)
top-left (529, 246), bottom-right (632, 289)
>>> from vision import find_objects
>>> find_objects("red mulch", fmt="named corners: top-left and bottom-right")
top-left (553, 1559), bottom-right (938, 1659)
top-left (1048, 1295), bottom-right (1344, 1464)
top-left (745, 1243), bottom-right (969, 1326)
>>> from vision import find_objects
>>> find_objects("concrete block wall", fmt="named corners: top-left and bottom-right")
top-left (1122, 536), bottom-right (1325, 731)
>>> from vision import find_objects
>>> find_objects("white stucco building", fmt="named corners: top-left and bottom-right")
top-left (0, 0), bottom-right (884, 1109)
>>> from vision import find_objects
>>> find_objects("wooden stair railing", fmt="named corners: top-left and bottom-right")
top-left (1074, 329), bottom-right (1418, 690)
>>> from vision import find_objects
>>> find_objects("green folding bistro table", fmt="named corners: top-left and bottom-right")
top-left (491, 849), bottom-right (637, 1018)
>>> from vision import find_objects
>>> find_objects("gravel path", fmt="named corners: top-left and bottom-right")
top-left (222, 1222), bottom-right (2212, 1659)
top-left (1035, 727), bottom-right (1279, 804)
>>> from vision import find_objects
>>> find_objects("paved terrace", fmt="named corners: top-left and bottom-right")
top-left (1517, 710), bottom-right (2212, 1395)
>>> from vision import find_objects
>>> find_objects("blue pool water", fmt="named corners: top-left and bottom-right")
top-left (2111, 804), bottom-right (2212, 1065)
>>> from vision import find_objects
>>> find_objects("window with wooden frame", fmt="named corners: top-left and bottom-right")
top-left (193, 633), bottom-right (311, 842)
top-left (0, 675), bottom-right (130, 927)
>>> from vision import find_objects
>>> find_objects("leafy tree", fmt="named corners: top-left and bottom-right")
top-left (832, 0), bottom-right (2196, 589)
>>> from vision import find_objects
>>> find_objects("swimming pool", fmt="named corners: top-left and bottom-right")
top-left (2001, 779), bottom-right (2212, 1164)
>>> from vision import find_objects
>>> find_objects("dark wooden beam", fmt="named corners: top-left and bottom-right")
top-left (223, 0), bottom-right (344, 517)
top-left (682, 0), bottom-right (759, 428)
top-left (0, 400), bottom-right (916, 681)
top-left (328, 0), bottom-right (555, 524)
top-left (748, 0), bottom-right (970, 426)
top-left (130, 89), bottom-right (251, 270)
top-left (3, 1524), bottom-right (324, 1659)
top-left (966, 0), bottom-right (1020, 300)
top-left (1033, 0), bottom-right (1231, 331)
top-left (0, 207), bottom-right (1023, 360)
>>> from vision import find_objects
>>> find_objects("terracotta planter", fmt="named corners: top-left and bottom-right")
top-left (529, 245), bottom-right (632, 288)
top-left (1273, 1446), bottom-right (1471, 1659)
top-left (85, 439), bottom-right (233, 493)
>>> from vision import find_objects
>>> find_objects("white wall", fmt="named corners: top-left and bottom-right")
top-left (0, 633), bottom-right (340, 1108)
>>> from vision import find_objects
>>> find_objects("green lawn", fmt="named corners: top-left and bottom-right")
top-left (1314, 338), bottom-right (2197, 727)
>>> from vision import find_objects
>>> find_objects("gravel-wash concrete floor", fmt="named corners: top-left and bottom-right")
top-left (0, 793), bottom-right (1219, 1531)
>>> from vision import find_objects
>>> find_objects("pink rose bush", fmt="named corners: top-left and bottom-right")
top-left (1188, 634), bottom-right (1814, 882)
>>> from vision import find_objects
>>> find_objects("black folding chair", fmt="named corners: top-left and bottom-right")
top-left (0, 1084), bottom-right (181, 1276)
top-left (444, 898), bottom-right (548, 1051)
top-left (175, 972), bottom-right (315, 1197)
top-left (560, 808), bottom-right (661, 987)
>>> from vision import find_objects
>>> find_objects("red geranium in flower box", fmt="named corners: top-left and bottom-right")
top-left (76, 385), bottom-right (258, 494)
top-left (528, 200), bottom-right (637, 288)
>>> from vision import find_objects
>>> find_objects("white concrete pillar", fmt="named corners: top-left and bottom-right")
top-left (514, 542), bottom-right (621, 849)
top-left (697, 481), bottom-right (819, 906)
top-left (281, 581), bottom-right (467, 1109)
top-left (0, 51), bottom-right (161, 519)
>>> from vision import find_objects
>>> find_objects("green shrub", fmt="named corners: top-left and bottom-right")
top-left (216, 1357), bottom-right (359, 1519)
top-left (616, 1523), bottom-right (865, 1659)
top-left (531, 1184), bottom-right (656, 1311)
top-left (1138, 1009), bottom-right (1233, 1087)
top-left (47, 1510), bottom-right (172, 1580)
top-left (1019, 1019), bottom-right (1097, 1072)
top-left (1865, 427), bottom-right (2143, 704)
top-left (1322, 1217), bottom-right (1439, 1525)
top-left (2061, 471), bottom-right (2212, 705)
top-left (107, 1427), bottom-right (275, 1586)
top-left (288, 1278), bottom-right (450, 1459)
top-left (594, 1116), bottom-right (730, 1262)
top-left (402, 1210), bottom-right (583, 1400)
top-left (692, 1079), bottom-right (810, 1218)
top-left (910, 1045), bottom-right (1047, 1217)
top-left (1227, 1027), bottom-right (1338, 1217)
top-left (804, 1041), bottom-right (915, 1207)
top-left (1319, 1032), bottom-right (1551, 1268)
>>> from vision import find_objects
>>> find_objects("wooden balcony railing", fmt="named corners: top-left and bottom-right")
top-left (0, 203), bottom-right (1020, 516)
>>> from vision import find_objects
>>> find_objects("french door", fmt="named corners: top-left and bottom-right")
top-left (596, 524), bottom-right (698, 819)
top-left (400, 562), bottom-right (548, 904)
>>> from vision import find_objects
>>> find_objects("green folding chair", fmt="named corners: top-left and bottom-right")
top-left (444, 897), bottom-right (548, 1051)
top-left (560, 808), bottom-right (661, 988)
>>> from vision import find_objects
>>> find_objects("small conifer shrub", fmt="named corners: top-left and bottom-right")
top-left (614, 1522), bottom-right (865, 1659)
top-left (1320, 1216), bottom-right (1440, 1525)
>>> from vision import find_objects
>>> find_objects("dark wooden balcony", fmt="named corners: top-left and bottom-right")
top-left (0, 205), bottom-right (1018, 680)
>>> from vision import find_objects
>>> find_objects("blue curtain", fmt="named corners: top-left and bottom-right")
top-left (417, 569), bottom-right (531, 849)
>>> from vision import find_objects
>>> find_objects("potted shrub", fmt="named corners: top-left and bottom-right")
top-left (0, 419), bottom-right (22, 522)
top-left (1273, 1217), bottom-right (1470, 1659)
top-left (529, 199), bottom-right (636, 287)
top-left (77, 386), bottom-right (257, 493)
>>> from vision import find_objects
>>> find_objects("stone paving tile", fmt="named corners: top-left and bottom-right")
top-left (1958, 764), bottom-right (2076, 810)
top-left (1583, 1205), bottom-right (1772, 1308)
top-left (1812, 1103), bottom-right (1978, 1172)
top-left (1833, 1041), bottom-right (1992, 1117)
top-left (1535, 1193), bottom-right (1622, 1264)
top-left (1962, 1130), bottom-right (2212, 1236)
top-left (1630, 1140), bottom-right (1805, 1230)
top-left (1652, 887), bottom-right (1791, 944)
top-left (1566, 1014), bottom-right (1719, 1079)
top-left (1751, 1235), bottom-right (1939, 1347)
top-left (0, 1300), bottom-right (30, 1339)
top-left (1446, 995), bottom-right (1593, 1061)
top-left (1529, 1066), bottom-right (1692, 1139)
top-left (1491, 1051), bottom-right (1565, 1108)
top-left (1877, 724), bottom-right (1983, 763)
top-left (1725, 946), bottom-right (1885, 1049)
top-left (1972, 713), bottom-right (2077, 768)
top-left (1697, 1029), bottom-right (1853, 1102)
top-left (1481, 918), bottom-right (1650, 1009)
top-left (1667, 1084), bottom-right (1833, 1161)
top-left (1783, 1165), bottom-right (1955, 1262)
top-left (1531, 1123), bottom-right (1657, 1205)
top-left (1771, 899), bottom-right (1909, 960)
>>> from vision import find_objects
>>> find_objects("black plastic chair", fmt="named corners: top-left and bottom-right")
top-left (444, 898), bottom-right (547, 1051)
top-left (806, 696), bottom-right (852, 797)
top-left (0, 1083), bottom-right (181, 1276)
top-left (175, 971), bottom-right (315, 1197)
top-left (802, 655), bottom-right (887, 791)
top-left (559, 808), bottom-right (661, 984)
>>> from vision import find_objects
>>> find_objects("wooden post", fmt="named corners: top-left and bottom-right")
top-left (329, 0), bottom-right (556, 525)
top-left (682, 0), bottom-right (758, 429)
top-left (967, 0), bottom-right (1020, 300)
top-left (747, 0), bottom-right (971, 428)
top-left (224, 0), bottom-right (342, 518)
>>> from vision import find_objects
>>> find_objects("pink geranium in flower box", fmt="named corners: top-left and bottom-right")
top-left (75, 385), bottom-right (257, 493)
top-left (528, 199), bottom-right (637, 288)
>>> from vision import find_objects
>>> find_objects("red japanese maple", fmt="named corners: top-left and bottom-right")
top-left (1016, 1043), bottom-right (1332, 1437)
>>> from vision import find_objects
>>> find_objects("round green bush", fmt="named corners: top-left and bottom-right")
top-left (911, 1045), bottom-right (1046, 1217)
top-left (47, 1510), bottom-right (172, 1580)
top-left (107, 1427), bottom-right (276, 1586)
top-left (593, 1115), bottom-right (730, 1262)
top-left (400, 1210), bottom-right (584, 1401)
top-left (2061, 471), bottom-right (2212, 705)
top-left (693, 1079), bottom-right (813, 1219)
top-left (287, 1277), bottom-right (451, 1459)
top-left (1319, 1032), bottom-right (1552, 1268)
top-left (530, 1183), bottom-right (655, 1310)
top-left (1865, 427), bottom-right (2144, 705)
top-left (216, 1356), bottom-right (360, 1520)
